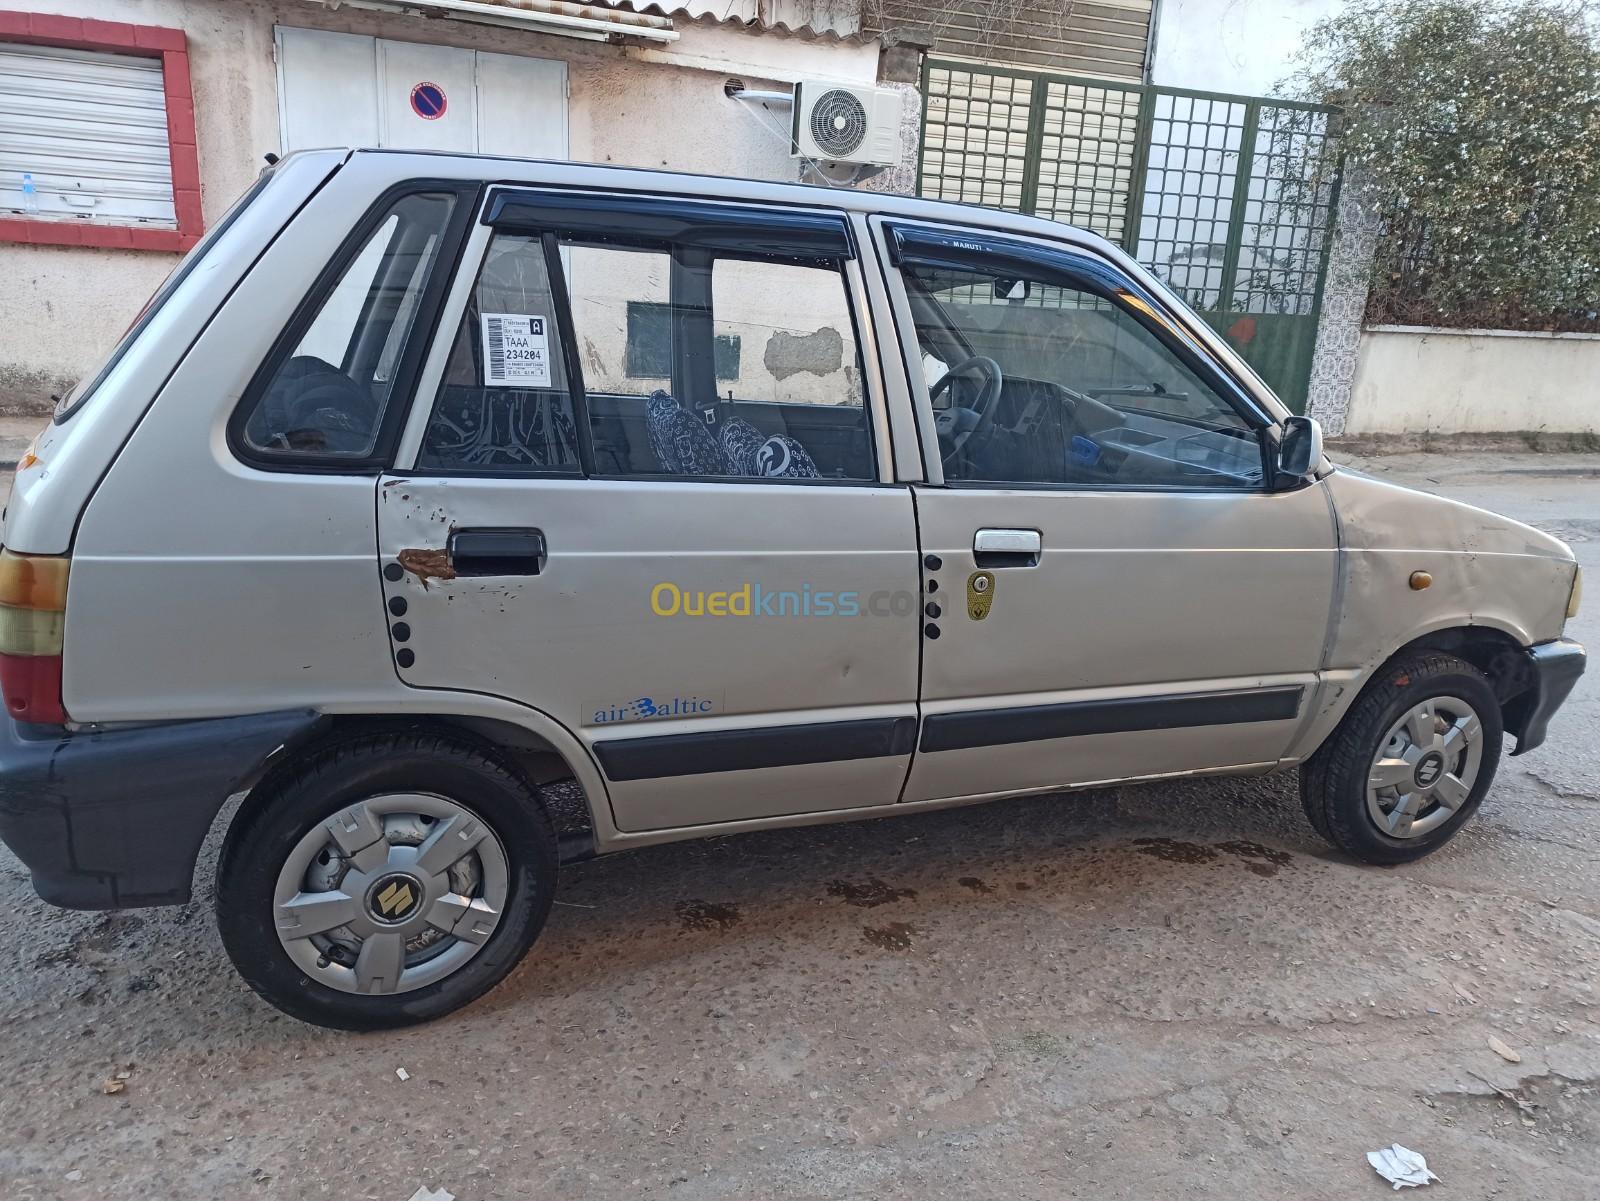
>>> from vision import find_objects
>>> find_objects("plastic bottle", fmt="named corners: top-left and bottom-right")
top-left (21, 172), bottom-right (38, 214)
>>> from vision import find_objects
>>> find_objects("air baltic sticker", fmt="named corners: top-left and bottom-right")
top-left (585, 691), bottom-right (724, 726)
top-left (481, 314), bottom-right (552, 388)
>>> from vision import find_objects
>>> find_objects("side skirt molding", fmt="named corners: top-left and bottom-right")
top-left (919, 686), bottom-right (1305, 753)
top-left (594, 716), bottom-right (918, 782)
top-left (591, 686), bottom-right (1304, 783)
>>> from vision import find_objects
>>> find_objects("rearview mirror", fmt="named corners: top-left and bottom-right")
top-left (1278, 415), bottom-right (1324, 482)
top-left (993, 278), bottom-right (1030, 302)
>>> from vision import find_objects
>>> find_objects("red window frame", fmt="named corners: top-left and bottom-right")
top-left (0, 11), bottom-right (201, 252)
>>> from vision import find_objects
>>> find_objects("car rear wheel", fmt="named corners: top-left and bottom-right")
top-left (1300, 652), bottom-right (1503, 864)
top-left (217, 730), bottom-right (556, 1029)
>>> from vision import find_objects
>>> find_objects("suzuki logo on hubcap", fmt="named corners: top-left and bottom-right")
top-left (370, 874), bottom-right (420, 922)
top-left (1414, 752), bottom-right (1446, 790)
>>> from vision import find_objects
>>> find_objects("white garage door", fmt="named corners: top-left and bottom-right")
top-left (275, 27), bottom-right (567, 159)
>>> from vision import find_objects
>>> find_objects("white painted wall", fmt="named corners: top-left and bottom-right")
top-left (1345, 328), bottom-right (1600, 435)
top-left (0, 0), bottom-right (865, 412)
top-left (1151, 0), bottom-right (1347, 98)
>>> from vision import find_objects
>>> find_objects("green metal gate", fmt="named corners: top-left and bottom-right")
top-left (917, 60), bottom-right (1341, 413)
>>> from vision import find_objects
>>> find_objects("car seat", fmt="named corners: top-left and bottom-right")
top-left (719, 415), bottom-right (820, 479)
top-left (646, 390), bottom-right (820, 479)
top-left (645, 389), bottom-right (725, 475)
top-left (250, 355), bottom-right (379, 454)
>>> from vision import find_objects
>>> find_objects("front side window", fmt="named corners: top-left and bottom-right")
top-left (899, 257), bottom-right (1263, 489)
top-left (239, 191), bottom-right (458, 461)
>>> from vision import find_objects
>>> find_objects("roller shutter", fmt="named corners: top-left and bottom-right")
top-left (0, 42), bottom-right (176, 228)
top-left (873, 0), bottom-right (1153, 80)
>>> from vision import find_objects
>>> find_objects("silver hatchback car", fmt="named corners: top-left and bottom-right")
top-left (0, 150), bottom-right (1584, 1028)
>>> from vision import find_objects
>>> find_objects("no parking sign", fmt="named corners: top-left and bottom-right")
top-left (410, 81), bottom-right (448, 120)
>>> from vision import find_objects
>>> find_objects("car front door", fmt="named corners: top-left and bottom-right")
top-left (376, 190), bottom-right (920, 832)
top-left (873, 220), bottom-right (1337, 804)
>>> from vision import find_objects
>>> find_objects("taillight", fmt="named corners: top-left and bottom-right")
top-left (0, 550), bottom-right (69, 724)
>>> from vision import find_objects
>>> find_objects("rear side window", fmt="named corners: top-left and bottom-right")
top-left (418, 232), bottom-right (581, 474)
top-left (236, 190), bottom-right (460, 463)
top-left (416, 213), bottom-right (875, 482)
top-left (712, 257), bottom-right (863, 410)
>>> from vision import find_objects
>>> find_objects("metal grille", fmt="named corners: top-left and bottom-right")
top-left (919, 63), bottom-right (1035, 211)
top-left (917, 61), bottom-right (1342, 411)
top-left (1233, 104), bottom-right (1339, 317)
top-left (1034, 78), bottom-right (1141, 244)
top-left (1136, 92), bottom-right (1249, 309)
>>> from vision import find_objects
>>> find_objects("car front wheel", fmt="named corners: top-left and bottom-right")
top-left (1301, 652), bottom-right (1503, 864)
top-left (217, 731), bottom-right (557, 1030)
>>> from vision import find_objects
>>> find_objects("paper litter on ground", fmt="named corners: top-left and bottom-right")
top-left (1368, 1144), bottom-right (1440, 1189)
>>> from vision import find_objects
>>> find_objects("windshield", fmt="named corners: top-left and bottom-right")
top-left (54, 169), bottom-right (276, 424)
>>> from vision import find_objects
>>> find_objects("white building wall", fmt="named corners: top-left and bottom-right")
top-left (0, 0), bottom-right (870, 413)
top-left (1345, 328), bottom-right (1600, 436)
top-left (1150, 0), bottom-right (1347, 97)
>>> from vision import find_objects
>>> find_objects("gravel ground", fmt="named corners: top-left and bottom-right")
top-left (2, 453), bottom-right (1597, 1201)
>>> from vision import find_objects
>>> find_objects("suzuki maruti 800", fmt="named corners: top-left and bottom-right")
top-left (0, 151), bottom-right (1584, 1028)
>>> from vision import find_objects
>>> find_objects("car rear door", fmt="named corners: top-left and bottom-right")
top-left (377, 189), bottom-right (921, 833)
top-left (871, 219), bottom-right (1338, 803)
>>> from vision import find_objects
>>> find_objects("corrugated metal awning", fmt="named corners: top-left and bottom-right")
top-left (873, 0), bottom-right (1153, 79)
top-left (302, 0), bottom-right (865, 43)
top-left (299, 0), bottom-right (680, 43)
top-left (597, 0), bottom-right (861, 40)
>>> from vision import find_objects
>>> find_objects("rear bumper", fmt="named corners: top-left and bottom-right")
top-left (0, 709), bottom-right (321, 909)
top-left (1508, 639), bottom-right (1586, 756)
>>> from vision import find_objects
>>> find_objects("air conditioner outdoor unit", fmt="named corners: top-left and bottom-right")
top-left (790, 80), bottom-right (903, 167)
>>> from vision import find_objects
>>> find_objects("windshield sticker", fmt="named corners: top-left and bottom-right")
top-left (481, 313), bottom-right (552, 388)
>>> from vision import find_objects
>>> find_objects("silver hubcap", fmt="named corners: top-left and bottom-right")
top-left (273, 794), bottom-right (509, 995)
top-left (1366, 696), bottom-right (1484, 839)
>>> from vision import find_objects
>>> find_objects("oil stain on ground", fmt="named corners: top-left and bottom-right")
top-left (863, 922), bottom-right (916, 951)
top-left (1214, 840), bottom-right (1294, 877)
top-left (675, 900), bottom-right (742, 932)
top-left (1132, 837), bottom-right (1220, 865)
top-left (1131, 837), bottom-right (1294, 877)
top-left (827, 878), bottom-right (917, 908)
top-left (957, 877), bottom-right (995, 894)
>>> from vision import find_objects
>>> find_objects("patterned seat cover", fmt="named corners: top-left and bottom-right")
top-left (645, 390), bottom-right (726, 476)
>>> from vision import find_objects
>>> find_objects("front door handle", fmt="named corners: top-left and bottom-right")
top-left (974, 528), bottom-right (1041, 568)
top-left (448, 527), bottom-right (547, 576)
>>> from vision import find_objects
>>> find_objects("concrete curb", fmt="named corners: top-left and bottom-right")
top-left (1328, 432), bottom-right (1600, 456)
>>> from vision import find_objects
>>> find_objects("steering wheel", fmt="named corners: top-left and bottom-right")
top-left (930, 356), bottom-right (1004, 465)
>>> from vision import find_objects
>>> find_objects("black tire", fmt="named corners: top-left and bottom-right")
top-left (217, 730), bottom-right (557, 1030)
top-left (1300, 652), bottom-right (1503, 864)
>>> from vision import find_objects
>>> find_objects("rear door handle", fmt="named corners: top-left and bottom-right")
top-left (974, 528), bottom-right (1041, 568)
top-left (448, 527), bottom-right (547, 576)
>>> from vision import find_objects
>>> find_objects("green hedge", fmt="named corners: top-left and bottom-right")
top-left (1293, 0), bottom-right (1600, 332)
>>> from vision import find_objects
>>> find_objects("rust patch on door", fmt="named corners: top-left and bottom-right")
top-left (396, 548), bottom-right (456, 588)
